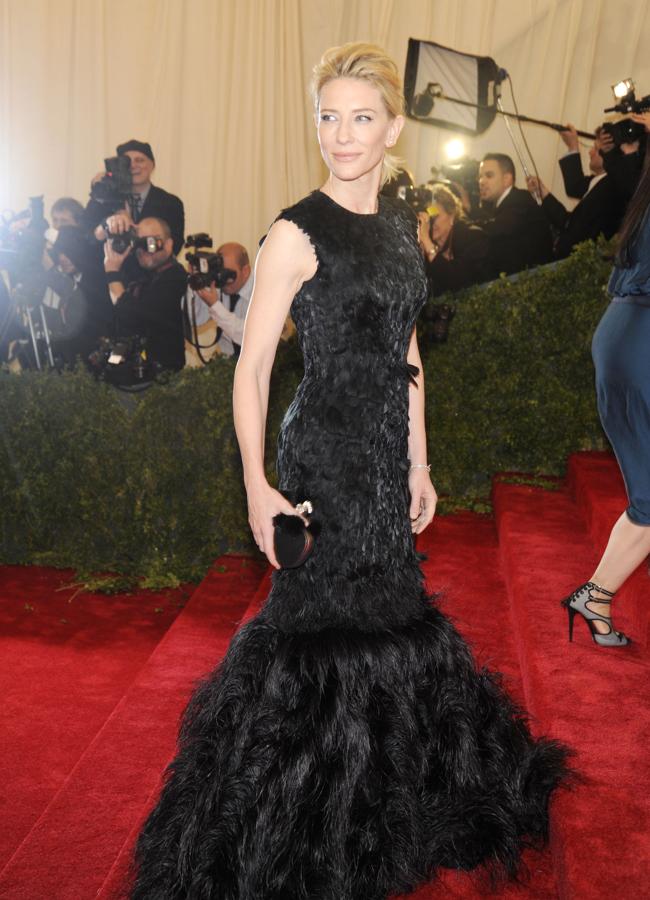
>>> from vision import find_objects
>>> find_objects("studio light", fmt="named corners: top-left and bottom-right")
top-left (404, 39), bottom-right (498, 135)
top-left (444, 138), bottom-right (466, 160)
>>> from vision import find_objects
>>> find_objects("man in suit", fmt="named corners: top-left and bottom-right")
top-left (526, 127), bottom-right (625, 260)
top-left (85, 140), bottom-right (185, 255)
top-left (476, 153), bottom-right (553, 277)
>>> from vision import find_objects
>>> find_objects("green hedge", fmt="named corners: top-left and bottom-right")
top-left (0, 241), bottom-right (611, 586)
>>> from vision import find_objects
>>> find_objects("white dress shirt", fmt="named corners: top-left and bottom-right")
top-left (185, 273), bottom-right (252, 358)
top-left (496, 185), bottom-right (513, 208)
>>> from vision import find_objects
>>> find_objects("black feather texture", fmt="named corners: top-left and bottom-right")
top-left (131, 191), bottom-right (570, 899)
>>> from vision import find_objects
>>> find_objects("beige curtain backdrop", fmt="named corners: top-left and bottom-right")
top-left (1, 0), bottom-right (650, 257)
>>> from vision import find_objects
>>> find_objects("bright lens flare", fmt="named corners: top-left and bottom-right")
top-left (444, 138), bottom-right (466, 161)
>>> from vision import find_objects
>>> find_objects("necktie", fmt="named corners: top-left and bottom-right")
top-left (131, 195), bottom-right (142, 222)
top-left (216, 292), bottom-right (241, 358)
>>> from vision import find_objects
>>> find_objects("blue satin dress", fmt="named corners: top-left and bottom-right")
top-left (592, 208), bottom-right (650, 525)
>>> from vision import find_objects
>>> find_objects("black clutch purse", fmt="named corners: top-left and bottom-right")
top-left (273, 500), bottom-right (315, 569)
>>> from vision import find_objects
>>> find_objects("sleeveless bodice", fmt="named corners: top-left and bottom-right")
top-left (265, 190), bottom-right (428, 632)
top-left (283, 191), bottom-right (425, 373)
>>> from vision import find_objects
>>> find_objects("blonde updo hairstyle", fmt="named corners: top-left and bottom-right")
top-left (311, 42), bottom-right (405, 187)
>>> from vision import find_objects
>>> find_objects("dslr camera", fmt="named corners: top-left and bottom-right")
top-left (103, 223), bottom-right (164, 255)
top-left (602, 79), bottom-right (650, 146)
top-left (185, 233), bottom-right (236, 290)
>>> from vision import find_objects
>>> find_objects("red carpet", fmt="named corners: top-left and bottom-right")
top-left (0, 567), bottom-right (188, 869)
top-left (0, 557), bottom-right (263, 900)
top-left (2, 452), bottom-right (649, 898)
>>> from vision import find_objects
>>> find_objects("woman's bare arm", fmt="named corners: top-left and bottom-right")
top-left (406, 327), bottom-right (437, 533)
top-left (233, 219), bottom-right (317, 566)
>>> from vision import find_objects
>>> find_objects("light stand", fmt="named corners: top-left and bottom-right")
top-left (495, 86), bottom-right (540, 203)
top-left (415, 83), bottom-right (595, 140)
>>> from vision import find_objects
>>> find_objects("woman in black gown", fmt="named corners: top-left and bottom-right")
top-left (131, 43), bottom-right (569, 899)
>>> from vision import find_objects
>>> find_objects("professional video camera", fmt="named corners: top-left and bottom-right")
top-left (0, 196), bottom-right (54, 368)
top-left (185, 233), bottom-right (236, 290)
top-left (90, 156), bottom-right (133, 208)
top-left (602, 79), bottom-right (650, 147)
top-left (399, 186), bottom-right (436, 214)
top-left (103, 223), bottom-right (164, 255)
top-left (87, 334), bottom-right (160, 388)
top-left (0, 196), bottom-right (48, 287)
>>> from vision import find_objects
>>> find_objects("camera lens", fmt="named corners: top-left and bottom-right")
top-left (111, 234), bottom-right (130, 254)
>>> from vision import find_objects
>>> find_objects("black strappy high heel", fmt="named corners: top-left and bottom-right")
top-left (561, 582), bottom-right (630, 647)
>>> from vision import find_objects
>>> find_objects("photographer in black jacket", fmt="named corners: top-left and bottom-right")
top-left (103, 216), bottom-right (186, 372)
top-left (526, 126), bottom-right (625, 259)
top-left (416, 184), bottom-right (490, 296)
top-left (42, 225), bottom-right (112, 366)
top-left (86, 140), bottom-right (185, 255)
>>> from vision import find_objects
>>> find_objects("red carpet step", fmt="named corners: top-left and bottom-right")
top-left (97, 568), bottom-right (274, 900)
top-left (6, 454), bottom-right (650, 899)
top-left (567, 450), bottom-right (650, 646)
top-left (0, 557), bottom-right (263, 900)
top-left (407, 512), bottom-right (560, 899)
top-left (0, 567), bottom-right (187, 870)
top-left (494, 478), bottom-right (650, 900)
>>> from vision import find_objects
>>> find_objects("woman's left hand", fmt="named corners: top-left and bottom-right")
top-left (408, 468), bottom-right (438, 533)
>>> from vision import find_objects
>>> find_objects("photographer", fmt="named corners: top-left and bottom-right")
top-left (85, 140), bottom-right (185, 255)
top-left (191, 242), bottom-right (252, 358)
top-left (596, 124), bottom-right (645, 207)
top-left (417, 184), bottom-right (490, 296)
top-left (104, 217), bottom-right (186, 373)
top-left (41, 225), bottom-right (110, 366)
top-left (526, 126), bottom-right (625, 259)
top-left (476, 153), bottom-right (553, 277)
top-left (50, 197), bottom-right (84, 231)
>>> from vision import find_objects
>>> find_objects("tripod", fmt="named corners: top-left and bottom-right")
top-left (0, 277), bottom-right (56, 371)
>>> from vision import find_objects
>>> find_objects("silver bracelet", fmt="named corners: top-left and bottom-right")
top-left (409, 464), bottom-right (431, 471)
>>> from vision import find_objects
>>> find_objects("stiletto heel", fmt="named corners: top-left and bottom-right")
top-left (563, 602), bottom-right (577, 642)
top-left (560, 582), bottom-right (630, 647)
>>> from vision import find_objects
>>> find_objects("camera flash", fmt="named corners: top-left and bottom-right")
top-left (612, 79), bottom-right (634, 100)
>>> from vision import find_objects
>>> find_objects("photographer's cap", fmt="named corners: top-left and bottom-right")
top-left (116, 140), bottom-right (155, 163)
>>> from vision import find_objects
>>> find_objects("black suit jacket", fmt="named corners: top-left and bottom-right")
top-left (477, 187), bottom-right (553, 277)
top-left (83, 182), bottom-right (185, 255)
top-left (541, 174), bottom-right (625, 260)
top-left (115, 259), bottom-right (187, 371)
top-left (602, 143), bottom-right (645, 204)
top-left (137, 184), bottom-right (185, 255)
top-left (559, 153), bottom-right (592, 200)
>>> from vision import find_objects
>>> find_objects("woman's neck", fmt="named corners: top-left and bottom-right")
top-left (321, 170), bottom-right (381, 215)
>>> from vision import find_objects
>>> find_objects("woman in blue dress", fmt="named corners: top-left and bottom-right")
top-left (564, 111), bottom-right (650, 647)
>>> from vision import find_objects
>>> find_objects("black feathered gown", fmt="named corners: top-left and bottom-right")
top-left (131, 191), bottom-right (569, 900)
